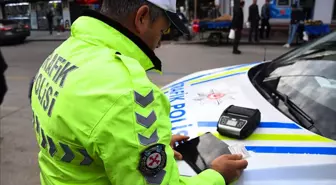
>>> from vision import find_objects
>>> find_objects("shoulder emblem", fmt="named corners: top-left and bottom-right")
top-left (138, 144), bottom-right (167, 176)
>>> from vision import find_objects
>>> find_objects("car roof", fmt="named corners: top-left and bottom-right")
top-left (0, 19), bottom-right (18, 25)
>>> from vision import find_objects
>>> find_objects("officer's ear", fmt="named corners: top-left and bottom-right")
top-left (134, 5), bottom-right (151, 34)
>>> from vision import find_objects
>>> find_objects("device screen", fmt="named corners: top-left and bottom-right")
top-left (227, 119), bottom-right (238, 127)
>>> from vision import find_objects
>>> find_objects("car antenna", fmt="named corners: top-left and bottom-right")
top-left (263, 46), bottom-right (267, 61)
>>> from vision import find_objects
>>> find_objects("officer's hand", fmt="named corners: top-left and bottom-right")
top-left (210, 154), bottom-right (248, 184)
top-left (170, 135), bottom-right (190, 160)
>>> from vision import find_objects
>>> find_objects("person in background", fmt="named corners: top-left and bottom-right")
top-left (248, 0), bottom-right (260, 43)
top-left (60, 18), bottom-right (65, 32)
top-left (179, 6), bottom-right (187, 18)
top-left (208, 2), bottom-right (216, 19)
top-left (177, 8), bottom-right (188, 24)
top-left (46, 8), bottom-right (54, 35)
top-left (0, 49), bottom-right (8, 106)
top-left (302, 0), bottom-right (314, 20)
top-left (56, 16), bottom-right (62, 35)
top-left (297, 7), bottom-right (305, 42)
top-left (232, 0), bottom-right (245, 54)
top-left (214, 0), bottom-right (221, 18)
top-left (283, 3), bottom-right (303, 48)
top-left (260, 0), bottom-right (271, 39)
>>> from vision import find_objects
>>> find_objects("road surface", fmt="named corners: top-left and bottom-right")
top-left (0, 41), bottom-right (289, 185)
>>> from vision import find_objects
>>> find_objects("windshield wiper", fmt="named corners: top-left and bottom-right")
top-left (263, 80), bottom-right (321, 134)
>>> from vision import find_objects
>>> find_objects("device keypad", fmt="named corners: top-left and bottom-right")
top-left (236, 120), bottom-right (247, 128)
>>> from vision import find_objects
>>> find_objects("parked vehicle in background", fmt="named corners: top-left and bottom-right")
top-left (0, 19), bottom-right (30, 44)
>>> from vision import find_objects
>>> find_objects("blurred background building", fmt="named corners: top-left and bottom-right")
top-left (0, 0), bottom-right (101, 30)
top-left (0, 0), bottom-right (335, 30)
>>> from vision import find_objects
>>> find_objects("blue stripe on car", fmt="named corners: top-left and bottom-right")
top-left (197, 121), bottom-right (301, 129)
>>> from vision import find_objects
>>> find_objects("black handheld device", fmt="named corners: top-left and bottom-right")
top-left (217, 105), bottom-right (261, 139)
top-left (174, 132), bottom-right (231, 174)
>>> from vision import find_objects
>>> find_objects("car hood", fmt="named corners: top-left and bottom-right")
top-left (161, 62), bottom-right (336, 184)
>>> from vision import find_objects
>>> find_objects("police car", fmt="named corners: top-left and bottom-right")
top-left (162, 32), bottom-right (336, 184)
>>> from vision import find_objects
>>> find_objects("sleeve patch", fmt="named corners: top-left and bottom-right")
top-left (138, 144), bottom-right (167, 176)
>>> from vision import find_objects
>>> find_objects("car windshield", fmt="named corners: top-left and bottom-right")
top-left (259, 32), bottom-right (336, 140)
top-left (270, 32), bottom-right (336, 66)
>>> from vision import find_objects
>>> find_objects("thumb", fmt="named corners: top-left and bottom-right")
top-left (174, 150), bottom-right (183, 160)
top-left (232, 159), bottom-right (248, 170)
top-left (226, 154), bottom-right (243, 160)
top-left (173, 135), bottom-right (190, 141)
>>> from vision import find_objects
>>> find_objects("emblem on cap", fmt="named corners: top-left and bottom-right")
top-left (139, 144), bottom-right (167, 176)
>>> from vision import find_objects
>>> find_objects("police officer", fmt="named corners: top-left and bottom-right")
top-left (30, 0), bottom-right (248, 184)
top-left (232, 0), bottom-right (245, 54)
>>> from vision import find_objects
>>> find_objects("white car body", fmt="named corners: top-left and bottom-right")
top-left (161, 62), bottom-right (336, 185)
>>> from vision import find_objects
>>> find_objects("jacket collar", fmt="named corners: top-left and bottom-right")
top-left (71, 9), bottom-right (162, 72)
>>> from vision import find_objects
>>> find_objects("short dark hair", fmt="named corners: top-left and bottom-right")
top-left (100, 0), bottom-right (165, 23)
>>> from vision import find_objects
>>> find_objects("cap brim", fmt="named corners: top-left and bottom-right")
top-left (165, 11), bottom-right (190, 35)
